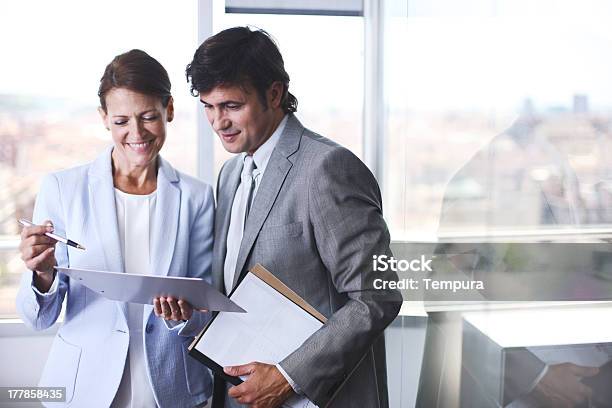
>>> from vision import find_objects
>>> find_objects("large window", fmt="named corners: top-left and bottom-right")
top-left (381, 2), bottom-right (612, 406)
top-left (383, 0), bottom-right (612, 240)
top-left (211, 3), bottom-right (365, 175)
top-left (0, 0), bottom-right (198, 318)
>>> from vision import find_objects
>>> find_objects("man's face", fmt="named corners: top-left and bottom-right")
top-left (200, 83), bottom-right (283, 155)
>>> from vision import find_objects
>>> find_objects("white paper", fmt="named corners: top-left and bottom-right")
top-left (195, 273), bottom-right (323, 407)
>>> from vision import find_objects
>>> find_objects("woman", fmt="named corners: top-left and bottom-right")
top-left (16, 49), bottom-right (213, 407)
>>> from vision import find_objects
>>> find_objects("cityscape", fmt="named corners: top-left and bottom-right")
top-left (1, 92), bottom-right (612, 316)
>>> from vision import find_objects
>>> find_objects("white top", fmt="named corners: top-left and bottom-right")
top-left (111, 188), bottom-right (158, 408)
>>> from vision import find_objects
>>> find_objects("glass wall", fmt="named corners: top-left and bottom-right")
top-left (382, 2), bottom-right (612, 407)
top-left (211, 4), bottom-right (365, 175)
top-left (383, 0), bottom-right (612, 239)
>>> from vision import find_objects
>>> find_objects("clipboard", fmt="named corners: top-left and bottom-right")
top-left (56, 267), bottom-right (245, 313)
top-left (188, 264), bottom-right (327, 387)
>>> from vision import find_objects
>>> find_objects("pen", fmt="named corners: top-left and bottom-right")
top-left (18, 219), bottom-right (86, 250)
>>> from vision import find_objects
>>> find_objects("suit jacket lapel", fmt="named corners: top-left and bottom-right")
top-left (151, 156), bottom-right (180, 277)
top-left (88, 147), bottom-right (127, 319)
top-left (232, 114), bottom-right (304, 288)
top-left (213, 158), bottom-right (242, 293)
top-left (88, 147), bottom-right (124, 273)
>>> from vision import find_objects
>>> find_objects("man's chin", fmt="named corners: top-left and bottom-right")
top-left (221, 142), bottom-right (244, 154)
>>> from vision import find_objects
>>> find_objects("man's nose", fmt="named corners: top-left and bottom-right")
top-left (212, 110), bottom-right (230, 131)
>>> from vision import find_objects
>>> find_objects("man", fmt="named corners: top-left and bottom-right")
top-left (183, 27), bottom-right (402, 408)
top-left (438, 116), bottom-right (601, 407)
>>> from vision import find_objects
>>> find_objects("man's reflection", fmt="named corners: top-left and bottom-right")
top-left (437, 111), bottom-right (611, 407)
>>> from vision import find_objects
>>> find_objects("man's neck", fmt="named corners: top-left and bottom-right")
top-left (247, 110), bottom-right (286, 155)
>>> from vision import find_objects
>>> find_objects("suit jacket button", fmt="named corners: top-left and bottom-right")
top-left (145, 324), bottom-right (154, 333)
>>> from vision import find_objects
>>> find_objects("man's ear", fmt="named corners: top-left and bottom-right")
top-left (166, 97), bottom-right (174, 123)
top-left (267, 81), bottom-right (284, 109)
top-left (98, 106), bottom-right (110, 130)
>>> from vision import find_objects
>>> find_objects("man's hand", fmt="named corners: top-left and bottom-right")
top-left (225, 362), bottom-right (294, 408)
top-left (532, 363), bottom-right (599, 408)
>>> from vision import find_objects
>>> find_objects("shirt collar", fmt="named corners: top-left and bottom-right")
top-left (247, 114), bottom-right (288, 176)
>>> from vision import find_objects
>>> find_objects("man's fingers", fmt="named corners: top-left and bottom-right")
top-left (568, 364), bottom-right (599, 377)
top-left (578, 383), bottom-right (593, 400)
top-left (224, 363), bottom-right (256, 377)
top-left (227, 383), bottom-right (251, 400)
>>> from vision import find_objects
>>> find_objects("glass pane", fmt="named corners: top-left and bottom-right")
top-left (383, 0), bottom-right (612, 239)
top-left (383, 2), bottom-right (612, 408)
top-left (0, 0), bottom-right (197, 318)
top-left (211, 11), bottom-right (364, 175)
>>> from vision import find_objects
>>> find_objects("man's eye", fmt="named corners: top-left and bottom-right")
top-left (226, 104), bottom-right (240, 110)
top-left (114, 120), bottom-right (127, 126)
top-left (143, 115), bottom-right (158, 121)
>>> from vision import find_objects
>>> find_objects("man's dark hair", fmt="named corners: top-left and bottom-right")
top-left (98, 49), bottom-right (172, 112)
top-left (186, 26), bottom-right (297, 113)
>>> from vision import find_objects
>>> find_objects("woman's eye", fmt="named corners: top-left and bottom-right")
top-left (114, 120), bottom-right (127, 126)
top-left (143, 115), bottom-right (158, 121)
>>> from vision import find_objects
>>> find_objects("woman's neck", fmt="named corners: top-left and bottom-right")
top-left (112, 159), bottom-right (158, 195)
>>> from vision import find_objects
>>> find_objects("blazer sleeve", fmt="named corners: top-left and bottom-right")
top-left (16, 173), bottom-right (70, 330)
top-left (279, 147), bottom-right (403, 405)
top-left (174, 183), bottom-right (215, 337)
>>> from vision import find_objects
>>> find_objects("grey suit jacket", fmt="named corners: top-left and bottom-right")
top-left (211, 114), bottom-right (402, 408)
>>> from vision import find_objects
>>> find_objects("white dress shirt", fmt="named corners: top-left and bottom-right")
top-left (112, 188), bottom-right (158, 408)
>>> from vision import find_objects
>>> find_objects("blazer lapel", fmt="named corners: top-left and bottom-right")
top-left (88, 147), bottom-right (127, 319)
top-left (213, 158), bottom-right (242, 293)
top-left (88, 147), bottom-right (124, 273)
top-left (150, 156), bottom-right (180, 277)
top-left (232, 115), bottom-right (304, 288)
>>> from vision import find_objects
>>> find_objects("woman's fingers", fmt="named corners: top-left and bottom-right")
top-left (153, 298), bottom-right (163, 316)
top-left (154, 297), bottom-right (193, 321)
top-left (159, 297), bottom-right (172, 319)
top-left (19, 220), bottom-right (57, 272)
top-left (25, 247), bottom-right (55, 273)
top-left (178, 299), bottom-right (193, 320)
top-left (166, 297), bottom-right (181, 321)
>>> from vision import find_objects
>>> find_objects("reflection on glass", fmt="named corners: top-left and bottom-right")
top-left (383, 0), bottom-right (612, 239)
top-left (383, 1), bottom-right (612, 407)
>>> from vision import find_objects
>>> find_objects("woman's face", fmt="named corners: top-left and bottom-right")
top-left (99, 88), bottom-right (173, 172)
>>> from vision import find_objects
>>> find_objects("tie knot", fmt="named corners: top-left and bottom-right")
top-left (242, 155), bottom-right (256, 180)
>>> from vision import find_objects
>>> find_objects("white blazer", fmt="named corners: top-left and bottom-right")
top-left (17, 147), bottom-right (214, 407)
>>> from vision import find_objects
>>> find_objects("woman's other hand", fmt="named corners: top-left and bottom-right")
top-left (154, 297), bottom-right (207, 321)
top-left (19, 219), bottom-right (57, 292)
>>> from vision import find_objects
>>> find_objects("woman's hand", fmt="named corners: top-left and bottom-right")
top-left (19, 220), bottom-right (57, 292)
top-left (154, 296), bottom-right (206, 321)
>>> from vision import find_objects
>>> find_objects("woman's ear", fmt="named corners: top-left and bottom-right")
top-left (97, 106), bottom-right (110, 130)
